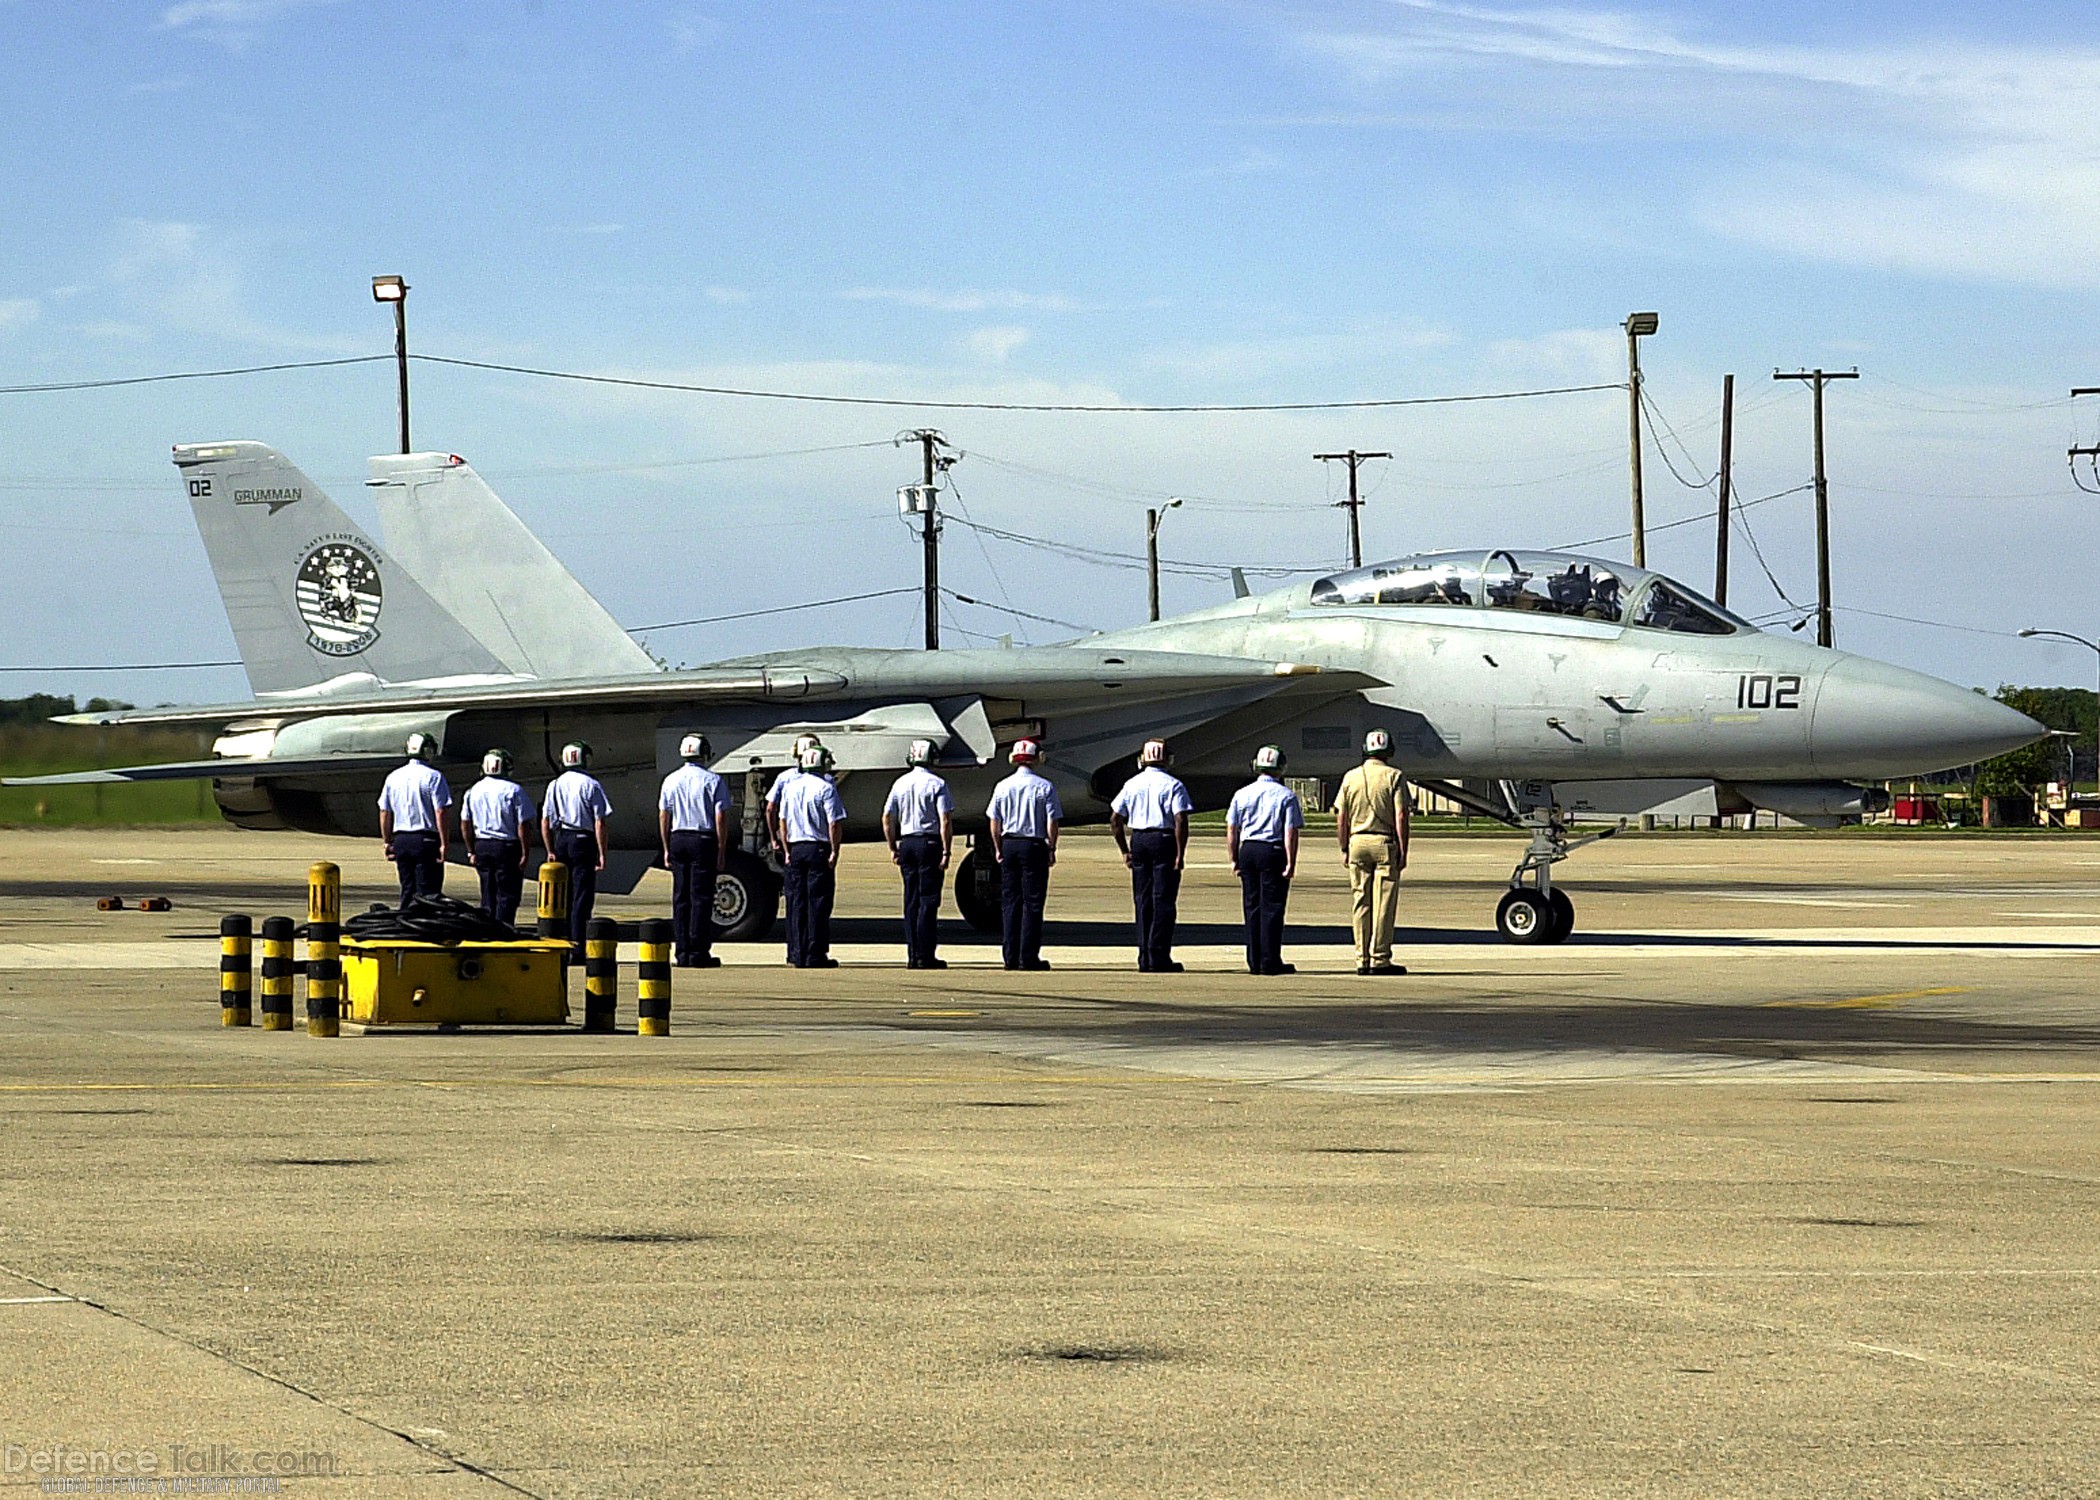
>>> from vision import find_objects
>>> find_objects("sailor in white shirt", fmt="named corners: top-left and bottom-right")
top-left (659, 734), bottom-right (732, 967)
top-left (377, 732), bottom-right (453, 908)
top-left (882, 739), bottom-right (955, 968)
top-left (1109, 738), bottom-right (1195, 972)
top-left (460, 747), bottom-right (535, 927)
top-left (771, 743), bottom-right (847, 968)
top-left (1226, 745), bottom-right (1304, 976)
top-left (540, 742), bottom-right (613, 947)
top-left (985, 739), bottom-right (1062, 971)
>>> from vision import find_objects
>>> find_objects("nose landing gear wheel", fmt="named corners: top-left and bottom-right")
top-left (1496, 889), bottom-right (1553, 944)
top-left (1546, 889), bottom-right (1575, 944)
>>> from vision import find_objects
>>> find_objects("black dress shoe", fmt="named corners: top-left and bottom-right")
top-left (811, 957), bottom-right (839, 969)
top-left (922, 958), bottom-right (948, 970)
top-left (1369, 963), bottom-right (1407, 976)
top-left (1262, 963), bottom-right (1297, 976)
top-left (696, 955), bottom-right (721, 969)
top-left (1024, 959), bottom-right (1051, 971)
top-left (1357, 962), bottom-right (1371, 976)
top-left (1004, 962), bottom-right (1022, 971)
top-left (1159, 961), bottom-right (1184, 974)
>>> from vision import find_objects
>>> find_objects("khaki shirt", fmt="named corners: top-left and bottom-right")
top-left (1336, 759), bottom-right (1409, 842)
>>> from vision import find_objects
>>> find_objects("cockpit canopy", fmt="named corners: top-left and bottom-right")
top-left (1308, 550), bottom-right (1750, 636)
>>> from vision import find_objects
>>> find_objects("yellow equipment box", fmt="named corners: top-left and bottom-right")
top-left (341, 939), bottom-right (571, 1027)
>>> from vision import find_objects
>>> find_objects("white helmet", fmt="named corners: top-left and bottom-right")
top-left (1009, 738), bottom-right (1041, 765)
top-left (1253, 744), bottom-right (1285, 773)
top-left (405, 732), bottom-right (437, 761)
top-left (906, 738), bottom-right (936, 767)
top-left (1139, 738), bottom-right (1169, 767)
top-left (560, 741), bottom-right (591, 770)
top-left (679, 733), bottom-right (712, 764)
top-left (792, 733), bottom-right (822, 759)
top-left (1363, 728), bottom-right (1393, 759)
top-left (480, 747), bottom-right (513, 777)
top-left (800, 743), bottom-right (834, 772)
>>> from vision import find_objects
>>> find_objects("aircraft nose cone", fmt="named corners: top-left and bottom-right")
top-left (1812, 656), bottom-right (2046, 778)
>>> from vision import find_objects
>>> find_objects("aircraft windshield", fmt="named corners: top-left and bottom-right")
top-left (1307, 550), bottom-right (1754, 635)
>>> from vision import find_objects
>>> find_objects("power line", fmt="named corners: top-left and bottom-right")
top-left (945, 515), bottom-right (1324, 578)
top-left (943, 589), bottom-right (1094, 634)
top-left (0, 356), bottom-right (388, 394)
top-left (1553, 481), bottom-right (1809, 552)
top-left (624, 587), bottom-right (918, 635)
top-left (0, 659), bottom-right (240, 673)
top-left (412, 355), bottom-right (1624, 413)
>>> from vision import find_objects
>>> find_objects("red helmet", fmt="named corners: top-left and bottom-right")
top-left (1009, 738), bottom-right (1041, 765)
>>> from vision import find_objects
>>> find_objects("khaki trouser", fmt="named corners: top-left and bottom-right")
top-left (1346, 833), bottom-right (1401, 966)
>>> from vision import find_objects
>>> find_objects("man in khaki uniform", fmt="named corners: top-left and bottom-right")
top-left (1334, 728), bottom-right (1409, 975)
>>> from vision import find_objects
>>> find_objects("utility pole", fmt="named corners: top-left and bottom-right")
top-left (897, 430), bottom-right (954, 650)
top-left (1623, 312), bottom-right (1659, 567)
top-left (1314, 450), bottom-right (1390, 568)
top-left (1773, 367), bottom-right (1858, 648)
top-left (1714, 373), bottom-right (1734, 606)
top-left (2070, 389), bottom-right (2100, 494)
top-left (1145, 497), bottom-right (1183, 622)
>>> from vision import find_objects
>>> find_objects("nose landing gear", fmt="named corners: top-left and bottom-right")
top-left (1497, 797), bottom-right (1616, 944)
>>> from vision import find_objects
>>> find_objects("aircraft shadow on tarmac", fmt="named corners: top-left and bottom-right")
top-left (925, 995), bottom-right (2100, 1064)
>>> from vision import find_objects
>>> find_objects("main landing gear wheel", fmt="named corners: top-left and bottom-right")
top-left (713, 850), bottom-right (781, 943)
top-left (1496, 889), bottom-right (1553, 944)
top-left (953, 847), bottom-right (1004, 934)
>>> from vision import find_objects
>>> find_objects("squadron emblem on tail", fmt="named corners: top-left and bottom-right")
top-left (295, 539), bottom-right (383, 656)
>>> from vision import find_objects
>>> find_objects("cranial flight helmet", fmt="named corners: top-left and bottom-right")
top-left (791, 733), bottom-right (823, 760)
top-left (481, 747), bottom-right (513, 777)
top-left (800, 743), bottom-right (835, 772)
top-left (1139, 738), bottom-right (1170, 767)
top-left (1008, 738), bottom-right (1041, 765)
top-left (405, 732), bottom-right (437, 761)
top-left (1363, 728), bottom-right (1394, 759)
top-left (1253, 744), bottom-right (1286, 773)
top-left (561, 741), bottom-right (592, 770)
top-left (679, 733), bottom-right (712, 764)
top-left (906, 738), bottom-right (936, 767)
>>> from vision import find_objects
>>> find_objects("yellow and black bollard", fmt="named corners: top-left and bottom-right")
top-left (637, 918), bottom-right (672, 1037)
top-left (583, 917), bottom-right (619, 1033)
top-left (537, 860), bottom-right (570, 956)
top-left (305, 861), bottom-right (341, 1038)
top-left (219, 914), bottom-right (252, 1027)
top-left (258, 916), bottom-right (294, 1032)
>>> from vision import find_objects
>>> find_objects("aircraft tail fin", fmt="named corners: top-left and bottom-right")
top-left (174, 442), bottom-right (512, 695)
top-left (367, 453), bottom-right (657, 679)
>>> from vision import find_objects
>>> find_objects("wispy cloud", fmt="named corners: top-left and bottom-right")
top-left (0, 299), bottom-right (39, 332)
top-left (1286, 2), bottom-right (2100, 288)
top-left (160, 0), bottom-right (340, 50)
top-left (962, 325), bottom-right (1031, 363)
top-left (842, 286), bottom-right (1084, 314)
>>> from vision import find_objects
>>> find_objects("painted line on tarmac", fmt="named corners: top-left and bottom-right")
top-left (1763, 985), bottom-right (1974, 1010)
top-left (0, 1294), bottom-right (76, 1304)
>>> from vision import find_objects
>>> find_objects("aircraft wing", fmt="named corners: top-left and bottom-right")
top-left (54, 650), bottom-right (1345, 730)
top-left (2, 754), bottom-right (401, 787)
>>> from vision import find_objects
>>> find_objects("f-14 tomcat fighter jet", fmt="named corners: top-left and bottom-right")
top-left (13, 441), bottom-right (2042, 944)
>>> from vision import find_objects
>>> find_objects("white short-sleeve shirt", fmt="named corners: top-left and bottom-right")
top-left (986, 767), bottom-right (1063, 839)
top-left (1110, 767), bottom-right (1193, 831)
top-left (1226, 776), bottom-right (1303, 844)
top-left (378, 761), bottom-right (452, 833)
top-left (883, 768), bottom-right (954, 836)
top-left (461, 776), bottom-right (534, 842)
top-left (659, 764), bottom-right (731, 833)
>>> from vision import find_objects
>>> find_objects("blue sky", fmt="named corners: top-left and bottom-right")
top-left (5, 0), bottom-right (2100, 706)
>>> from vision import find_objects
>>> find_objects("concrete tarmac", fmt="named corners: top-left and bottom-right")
top-left (3, 825), bottom-right (2099, 1496)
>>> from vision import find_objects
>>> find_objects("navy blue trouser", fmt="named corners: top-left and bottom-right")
top-left (998, 837), bottom-right (1051, 969)
top-left (1129, 828), bottom-right (1181, 970)
top-left (472, 838), bottom-right (524, 928)
top-left (553, 827), bottom-right (599, 947)
top-left (896, 834), bottom-right (944, 964)
top-left (668, 830), bottom-right (718, 963)
top-left (391, 829), bottom-right (444, 908)
top-left (1236, 839), bottom-right (1291, 974)
top-left (785, 841), bottom-right (835, 965)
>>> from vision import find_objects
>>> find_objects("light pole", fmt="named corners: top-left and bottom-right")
top-left (2018, 628), bottom-right (2098, 796)
top-left (1623, 311), bottom-right (1658, 568)
top-left (371, 274), bottom-right (409, 454)
top-left (1145, 497), bottom-right (1182, 622)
